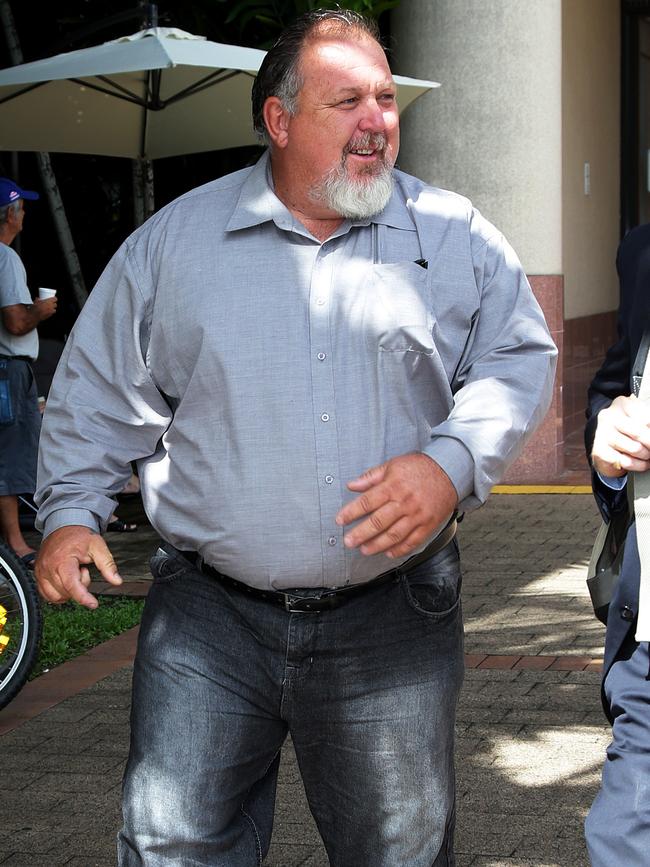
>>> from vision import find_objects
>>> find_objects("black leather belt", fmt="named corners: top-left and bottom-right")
top-left (0, 355), bottom-right (31, 362)
top-left (183, 518), bottom-right (457, 613)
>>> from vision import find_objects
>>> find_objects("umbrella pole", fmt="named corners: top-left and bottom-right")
top-left (132, 159), bottom-right (155, 227)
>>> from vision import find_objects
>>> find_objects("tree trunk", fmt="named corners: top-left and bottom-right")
top-left (0, 0), bottom-right (88, 308)
top-left (35, 153), bottom-right (88, 309)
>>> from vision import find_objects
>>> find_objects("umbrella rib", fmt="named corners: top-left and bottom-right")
top-left (0, 80), bottom-right (48, 105)
top-left (66, 72), bottom-right (235, 112)
top-left (69, 76), bottom-right (146, 107)
top-left (158, 69), bottom-right (245, 108)
top-left (0, 68), bottom-right (258, 112)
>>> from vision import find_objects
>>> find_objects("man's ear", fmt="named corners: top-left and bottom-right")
top-left (263, 96), bottom-right (291, 149)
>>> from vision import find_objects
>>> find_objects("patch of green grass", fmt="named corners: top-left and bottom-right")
top-left (31, 597), bottom-right (145, 678)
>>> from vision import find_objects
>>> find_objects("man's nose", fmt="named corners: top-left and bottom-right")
top-left (358, 98), bottom-right (386, 133)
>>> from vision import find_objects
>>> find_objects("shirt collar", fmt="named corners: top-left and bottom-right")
top-left (350, 177), bottom-right (416, 232)
top-left (225, 151), bottom-right (415, 235)
top-left (225, 151), bottom-right (287, 233)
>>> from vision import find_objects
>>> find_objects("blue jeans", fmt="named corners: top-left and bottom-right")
top-left (585, 635), bottom-right (650, 866)
top-left (118, 541), bottom-right (464, 866)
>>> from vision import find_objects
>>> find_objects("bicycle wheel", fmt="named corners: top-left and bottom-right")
top-left (0, 542), bottom-right (42, 710)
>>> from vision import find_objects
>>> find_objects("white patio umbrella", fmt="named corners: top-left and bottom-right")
top-left (0, 27), bottom-right (439, 160)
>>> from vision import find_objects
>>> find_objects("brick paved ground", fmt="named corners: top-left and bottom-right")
top-left (0, 493), bottom-right (612, 866)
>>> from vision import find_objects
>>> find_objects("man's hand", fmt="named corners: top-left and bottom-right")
top-left (33, 295), bottom-right (58, 321)
top-left (335, 453), bottom-right (458, 558)
top-left (35, 526), bottom-right (122, 610)
top-left (592, 394), bottom-right (650, 477)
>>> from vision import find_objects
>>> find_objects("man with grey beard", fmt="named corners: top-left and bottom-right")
top-left (34, 9), bottom-right (556, 866)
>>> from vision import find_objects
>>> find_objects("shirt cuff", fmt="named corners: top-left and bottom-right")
top-left (596, 472), bottom-right (627, 491)
top-left (421, 437), bottom-right (475, 503)
top-left (41, 508), bottom-right (101, 540)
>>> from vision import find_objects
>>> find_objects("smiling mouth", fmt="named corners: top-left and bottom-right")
top-left (345, 133), bottom-right (387, 160)
top-left (346, 144), bottom-right (385, 162)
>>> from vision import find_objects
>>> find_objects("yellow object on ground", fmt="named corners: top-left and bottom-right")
top-left (492, 485), bottom-right (592, 494)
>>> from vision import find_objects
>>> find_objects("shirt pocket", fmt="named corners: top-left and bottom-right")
top-left (362, 262), bottom-right (435, 355)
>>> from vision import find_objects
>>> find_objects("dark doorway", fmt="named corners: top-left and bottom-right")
top-left (621, 1), bottom-right (650, 233)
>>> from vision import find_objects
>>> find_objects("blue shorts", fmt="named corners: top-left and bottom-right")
top-left (0, 358), bottom-right (40, 496)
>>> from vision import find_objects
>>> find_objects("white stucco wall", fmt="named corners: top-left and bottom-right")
top-left (391, 0), bottom-right (563, 274)
top-left (561, 0), bottom-right (620, 319)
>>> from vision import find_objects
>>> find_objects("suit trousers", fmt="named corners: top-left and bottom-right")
top-left (586, 527), bottom-right (650, 866)
top-left (585, 636), bottom-right (650, 866)
top-left (118, 541), bottom-right (465, 866)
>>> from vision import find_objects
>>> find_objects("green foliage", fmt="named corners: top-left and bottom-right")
top-left (214, 0), bottom-right (401, 46)
top-left (8, 1), bottom-right (400, 56)
top-left (31, 597), bottom-right (145, 678)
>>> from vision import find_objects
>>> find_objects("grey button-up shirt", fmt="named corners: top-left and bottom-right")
top-left (36, 153), bottom-right (556, 590)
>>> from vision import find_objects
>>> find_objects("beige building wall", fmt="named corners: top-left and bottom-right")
top-left (390, 0), bottom-right (623, 477)
top-left (560, 0), bottom-right (620, 441)
top-left (562, 0), bottom-right (620, 320)
top-left (391, 0), bottom-right (563, 273)
top-left (391, 0), bottom-right (566, 478)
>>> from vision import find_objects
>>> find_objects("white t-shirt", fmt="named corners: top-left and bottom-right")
top-left (0, 242), bottom-right (38, 360)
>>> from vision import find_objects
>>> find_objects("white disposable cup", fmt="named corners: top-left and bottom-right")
top-left (38, 288), bottom-right (56, 299)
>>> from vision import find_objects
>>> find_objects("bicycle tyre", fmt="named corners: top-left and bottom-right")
top-left (0, 542), bottom-right (42, 710)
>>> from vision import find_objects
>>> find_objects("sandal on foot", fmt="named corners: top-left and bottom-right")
top-left (19, 551), bottom-right (36, 569)
top-left (107, 519), bottom-right (138, 533)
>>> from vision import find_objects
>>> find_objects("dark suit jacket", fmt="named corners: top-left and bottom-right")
top-left (585, 223), bottom-right (650, 703)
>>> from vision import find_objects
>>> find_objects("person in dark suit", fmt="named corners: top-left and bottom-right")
top-left (585, 222), bottom-right (650, 866)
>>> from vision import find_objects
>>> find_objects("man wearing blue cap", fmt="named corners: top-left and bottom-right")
top-left (0, 177), bottom-right (56, 566)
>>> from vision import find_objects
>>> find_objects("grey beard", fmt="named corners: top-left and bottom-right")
top-left (310, 161), bottom-right (394, 220)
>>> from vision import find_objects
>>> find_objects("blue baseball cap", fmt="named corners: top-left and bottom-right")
top-left (0, 178), bottom-right (39, 208)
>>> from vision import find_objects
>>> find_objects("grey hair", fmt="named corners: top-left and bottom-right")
top-left (0, 200), bottom-right (20, 226)
top-left (251, 8), bottom-right (382, 146)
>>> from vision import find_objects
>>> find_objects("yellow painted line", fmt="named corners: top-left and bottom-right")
top-left (492, 485), bottom-right (592, 494)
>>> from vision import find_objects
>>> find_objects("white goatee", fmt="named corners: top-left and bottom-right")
top-left (310, 133), bottom-right (394, 220)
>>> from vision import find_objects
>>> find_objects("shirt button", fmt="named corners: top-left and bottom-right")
top-left (321, 412), bottom-right (330, 422)
top-left (316, 297), bottom-right (326, 306)
top-left (317, 352), bottom-right (326, 361)
top-left (328, 537), bottom-right (337, 546)
top-left (325, 475), bottom-right (334, 484)
top-left (620, 605), bottom-right (635, 622)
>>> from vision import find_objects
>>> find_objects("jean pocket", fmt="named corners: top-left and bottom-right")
top-left (0, 363), bottom-right (15, 426)
top-left (149, 547), bottom-right (193, 583)
top-left (401, 541), bottom-right (462, 620)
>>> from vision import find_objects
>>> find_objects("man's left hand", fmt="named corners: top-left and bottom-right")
top-left (335, 453), bottom-right (458, 558)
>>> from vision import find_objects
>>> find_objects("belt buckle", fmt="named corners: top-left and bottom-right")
top-left (283, 593), bottom-right (326, 613)
top-left (284, 594), bottom-right (309, 613)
